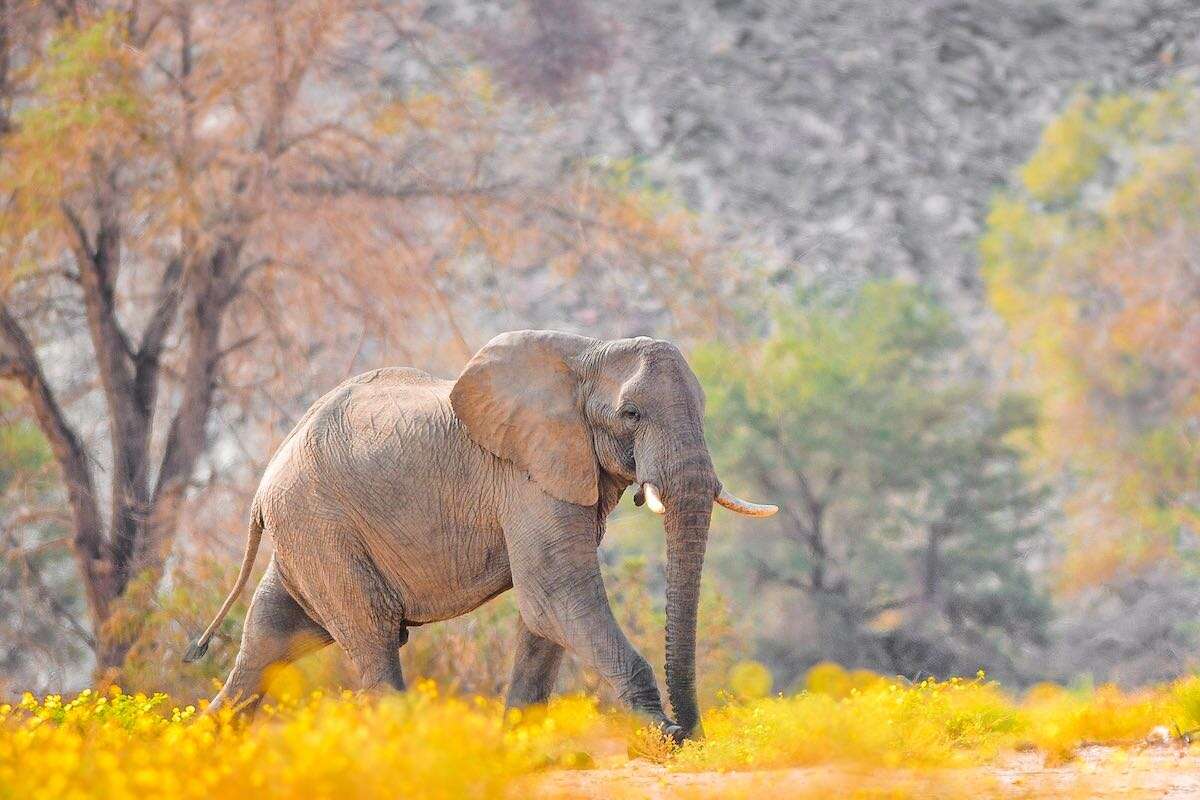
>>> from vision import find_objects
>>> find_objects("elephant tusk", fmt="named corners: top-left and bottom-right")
top-left (642, 482), bottom-right (666, 514)
top-left (715, 487), bottom-right (778, 517)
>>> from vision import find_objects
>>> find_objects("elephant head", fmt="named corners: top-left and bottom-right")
top-left (451, 330), bottom-right (775, 737)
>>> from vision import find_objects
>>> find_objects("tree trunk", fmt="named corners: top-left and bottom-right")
top-left (1, 229), bottom-right (234, 675)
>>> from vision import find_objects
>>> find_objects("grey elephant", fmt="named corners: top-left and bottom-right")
top-left (184, 330), bottom-right (775, 739)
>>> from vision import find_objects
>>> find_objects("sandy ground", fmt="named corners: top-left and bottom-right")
top-left (532, 744), bottom-right (1200, 799)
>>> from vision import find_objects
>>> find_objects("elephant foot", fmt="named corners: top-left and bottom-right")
top-left (632, 706), bottom-right (685, 743)
top-left (641, 707), bottom-right (688, 743)
top-left (660, 721), bottom-right (685, 745)
top-left (626, 715), bottom-right (685, 759)
top-left (649, 715), bottom-right (702, 745)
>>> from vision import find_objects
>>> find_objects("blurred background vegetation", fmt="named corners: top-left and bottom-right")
top-left (0, 1), bottom-right (1197, 704)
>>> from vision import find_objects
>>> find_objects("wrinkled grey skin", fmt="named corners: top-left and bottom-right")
top-left (190, 330), bottom-right (721, 739)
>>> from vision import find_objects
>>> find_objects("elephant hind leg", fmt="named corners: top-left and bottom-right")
top-left (345, 632), bottom-right (407, 693)
top-left (206, 557), bottom-right (333, 716)
top-left (301, 546), bottom-right (409, 694)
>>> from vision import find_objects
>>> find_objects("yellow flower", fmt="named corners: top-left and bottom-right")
top-left (3, 671), bottom-right (1195, 798)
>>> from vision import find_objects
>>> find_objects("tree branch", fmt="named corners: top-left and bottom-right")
top-left (0, 301), bottom-right (112, 623)
top-left (747, 552), bottom-right (811, 592)
top-left (288, 177), bottom-right (515, 202)
top-left (134, 254), bottom-right (184, 412)
top-left (61, 200), bottom-right (137, 381)
top-left (145, 241), bottom-right (239, 572)
top-left (62, 197), bottom-right (154, 597)
top-left (750, 455), bottom-right (837, 593)
top-left (3, 526), bottom-right (96, 650)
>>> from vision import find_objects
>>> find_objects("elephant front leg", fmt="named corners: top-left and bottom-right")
top-left (503, 506), bottom-right (673, 730)
top-left (506, 617), bottom-right (564, 708)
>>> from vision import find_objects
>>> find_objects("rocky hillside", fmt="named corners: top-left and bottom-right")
top-left (517, 0), bottom-right (1200, 303)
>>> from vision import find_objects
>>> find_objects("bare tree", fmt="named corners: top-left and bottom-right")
top-left (0, 1), bottom-right (727, 680)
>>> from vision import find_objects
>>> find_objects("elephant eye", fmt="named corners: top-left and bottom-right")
top-left (619, 404), bottom-right (641, 423)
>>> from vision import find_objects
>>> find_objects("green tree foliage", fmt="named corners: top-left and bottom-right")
top-left (1, 13), bottom-right (144, 246)
top-left (694, 283), bottom-right (1051, 683)
top-left (982, 84), bottom-right (1200, 585)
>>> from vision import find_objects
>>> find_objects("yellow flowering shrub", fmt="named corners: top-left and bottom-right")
top-left (675, 674), bottom-right (1018, 771)
top-left (675, 671), bottom-right (1200, 773)
top-left (3, 670), bottom-right (1199, 799)
top-left (1018, 677), bottom-right (1200, 763)
top-left (0, 682), bottom-right (616, 800)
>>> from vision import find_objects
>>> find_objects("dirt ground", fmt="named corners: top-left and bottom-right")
top-left (533, 745), bottom-right (1200, 799)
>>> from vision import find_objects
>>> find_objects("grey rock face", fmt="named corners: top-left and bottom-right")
top-left (563, 0), bottom-right (1200, 302)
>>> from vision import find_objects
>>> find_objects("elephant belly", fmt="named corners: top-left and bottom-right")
top-left (364, 520), bottom-right (514, 624)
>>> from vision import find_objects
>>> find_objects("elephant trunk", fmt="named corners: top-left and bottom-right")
top-left (662, 455), bottom-right (714, 739)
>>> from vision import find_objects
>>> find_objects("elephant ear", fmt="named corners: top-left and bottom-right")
top-left (451, 330), bottom-right (600, 507)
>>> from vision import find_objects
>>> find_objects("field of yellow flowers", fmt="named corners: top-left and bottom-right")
top-left (3, 664), bottom-right (1199, 800)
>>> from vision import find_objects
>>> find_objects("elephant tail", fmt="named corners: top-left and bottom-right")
top-left (183, 503), bottom-right (266, 663)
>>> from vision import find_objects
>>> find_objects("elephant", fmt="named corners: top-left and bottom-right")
top-left (184, 330), bottom-right (775, 740)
